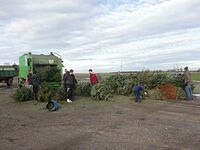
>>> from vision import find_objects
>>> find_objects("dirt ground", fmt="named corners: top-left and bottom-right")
top-left (0, 81), bottom-right (200, 150)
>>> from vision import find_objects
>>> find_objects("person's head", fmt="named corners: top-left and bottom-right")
top-left (65, 69), bottom-right (68, 73)
top-left (70, 69), bottom-right (74, 75)
top-left (89, 69), bottom-right (93, 73)
top-left (28, 70), bottom-right (32, 74)
top-left (184, 66), bottom-right (189, 71)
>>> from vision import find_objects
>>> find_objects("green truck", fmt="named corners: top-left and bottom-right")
top-left (0, 65), bottom-right (18, 86)
top-left (18, 52), bottom-right (64, 87)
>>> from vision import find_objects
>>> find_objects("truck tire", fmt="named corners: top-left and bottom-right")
top-left (7, 78), bottom-right (13, 86)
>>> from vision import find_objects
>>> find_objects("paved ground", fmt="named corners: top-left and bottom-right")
top-left (0, 82), bottom-right (200, 150)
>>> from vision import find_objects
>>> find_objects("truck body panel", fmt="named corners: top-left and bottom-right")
top-left (18, 53), bottom-right (63, 87)
top-left (0, 65), bottom-right (18, 86)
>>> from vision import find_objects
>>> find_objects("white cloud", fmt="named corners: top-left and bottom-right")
top-left (0, 0), bottom-right (199, 72)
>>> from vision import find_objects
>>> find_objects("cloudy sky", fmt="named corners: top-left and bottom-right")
top-left (0, 0), bottom-right (200, 72)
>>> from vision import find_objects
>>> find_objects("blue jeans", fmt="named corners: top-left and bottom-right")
top-left (134, 91), bottom-right (141, 102)
top-left (185, 84), bottom-right (193, 100)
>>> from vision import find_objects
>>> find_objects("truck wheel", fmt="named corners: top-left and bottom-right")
top-left (7, 78), bottom-right (13, 86)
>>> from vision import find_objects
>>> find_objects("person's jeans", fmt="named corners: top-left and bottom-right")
top-left (185, 84), bottom-right (193, 100)
top-left (134, 91), bottom-right (141, 102)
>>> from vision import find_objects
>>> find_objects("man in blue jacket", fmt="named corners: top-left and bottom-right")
top-left (132, 85), bottom-right (144, 103)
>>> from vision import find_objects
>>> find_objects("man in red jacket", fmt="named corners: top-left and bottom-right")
top-left (89, 69), bottom-right (98, 85)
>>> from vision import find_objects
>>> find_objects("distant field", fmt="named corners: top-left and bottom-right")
top-left (75, 73), bottom-right (113, 82)
top-left (192, 73), bottom-right (200, 81)
top-left (75, 72), bottom-right (200, 82)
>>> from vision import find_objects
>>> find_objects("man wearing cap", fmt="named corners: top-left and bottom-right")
top-left (184, 66), bottom-right (193, 100)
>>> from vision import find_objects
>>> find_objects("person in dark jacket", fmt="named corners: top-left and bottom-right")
top-left (31, 72), bottom-right (40, 101)
top-left (63, 69), bottom-right (69, 89)
top-left (132, 85), bottom-right (144, 103)
top-left (64, 69), bottom-right (77, 103)
top-left (89, 69), bottom-right (98, 85)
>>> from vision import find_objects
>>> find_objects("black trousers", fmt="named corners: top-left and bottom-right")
top-left (65, 84), bottom-right (74, 101)
top-left (33, 85), bottom-right (39, 100)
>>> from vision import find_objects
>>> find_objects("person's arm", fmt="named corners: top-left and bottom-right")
top-left (95, 74), bottom-right (99, 83)
top-left (63, 73), bottom-right (65, 81)
top-left (75, 77), bottom-right (78, 83)
top-left (73, 75), bottom-right (78, 83)
top-left (90, 74), bottom-right (92, 83)
top-left (141, 86), bottom-right (144, 91)
top-left (188, 72), bottom-right (192, 83)
top-left (132, 86), bottom-right (135, 91)
top-left (63, 74), bottom-right (66, 83)
top-left (37, 75), bottom-right (40, 85)
top-left (63, 76), bottom-right (66, 89)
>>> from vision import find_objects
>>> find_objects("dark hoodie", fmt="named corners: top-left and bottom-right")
top-left (65, 74), bottom-right (77, 86)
